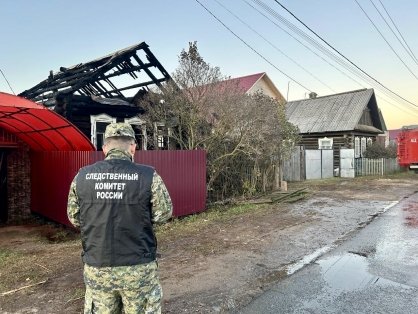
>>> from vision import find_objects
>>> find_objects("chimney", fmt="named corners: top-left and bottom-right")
top-left (309, 92), bottom-right (317, 99)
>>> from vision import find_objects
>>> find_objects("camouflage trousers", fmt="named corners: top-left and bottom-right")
top-left (83, 261), bottom-right (162, 314)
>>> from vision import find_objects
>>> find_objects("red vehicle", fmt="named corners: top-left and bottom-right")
top-left (397, 127), bottom-right (418, 171)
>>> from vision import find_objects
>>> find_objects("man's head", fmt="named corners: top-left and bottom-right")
top-left (102, 123), bottom-right (136, 156)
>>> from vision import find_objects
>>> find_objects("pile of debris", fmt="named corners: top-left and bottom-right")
top-left (248, 188), bottom-right (309, 205)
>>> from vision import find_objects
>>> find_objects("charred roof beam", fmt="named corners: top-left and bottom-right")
top-left (19, 41), bottom-right (176, 104)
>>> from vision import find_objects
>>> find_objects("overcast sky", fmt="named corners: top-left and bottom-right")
top-left (1, 0), bottom-right (418, 129)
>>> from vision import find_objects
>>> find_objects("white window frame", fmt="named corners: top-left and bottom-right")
top-left (318, 137), bottom-right (333, 150)
top-left (154, 122), bottom-right (171, 150)
top-left (90, 114), bottom-right (116, 149)
top-left (125, 116), bottom-right (147, 150)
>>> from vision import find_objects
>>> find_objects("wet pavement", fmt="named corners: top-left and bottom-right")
top-left (236, 192), bottom-right (418, 314)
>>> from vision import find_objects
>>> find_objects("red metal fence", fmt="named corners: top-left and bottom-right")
top-left (31, 150), bottom-right (207, 226)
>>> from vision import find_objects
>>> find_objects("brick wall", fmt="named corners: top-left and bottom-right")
top-left (7, 140), bottom-right (31, 223)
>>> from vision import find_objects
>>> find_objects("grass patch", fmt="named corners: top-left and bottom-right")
top-left (0, 248), bottom-right (24, 291)
top-left (0, 247), bottom-right (49, 292)
top-left (34, 227), bottom-right (79, 244)
top-left (156, 203), bottom-right (265, 239)
top-left (0, 248), bottom-right (21, 266)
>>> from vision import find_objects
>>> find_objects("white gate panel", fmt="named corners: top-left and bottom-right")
top-left (305, 149), bottom-right (334, 180)
top-left (340, 148), bottom-right (355, 178)
top-left (305, 150), bottom-right (322, 179)
top-left (322, 150), bottom-right (334, 178)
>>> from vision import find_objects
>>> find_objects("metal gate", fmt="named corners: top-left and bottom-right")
top-left (340, 149), bottom-right (355, 178)
top-left (305, 149), bottom-right (333, 180)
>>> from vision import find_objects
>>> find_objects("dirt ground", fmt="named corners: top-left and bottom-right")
top-left (1, 173), bottom-right (417, 314)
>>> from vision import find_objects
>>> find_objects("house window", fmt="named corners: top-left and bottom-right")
top-left (355, 137), bottom-right (360, 158)
top-left (124, 116), bottom-right (147, 150)
top-left (154, 122), bottom-right (170, 150)
top-left (318, 137), bottom-right (333, 149)
top-left (90, 114), bottom-right (116, 149)
top-left (367, 137), bottom-right (373, 147)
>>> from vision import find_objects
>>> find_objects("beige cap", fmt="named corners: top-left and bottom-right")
top-left (104, 122), bottom-right (135, 139)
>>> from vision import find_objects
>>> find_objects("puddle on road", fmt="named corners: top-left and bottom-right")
top-left (317, 253), bottom-right (411, 292)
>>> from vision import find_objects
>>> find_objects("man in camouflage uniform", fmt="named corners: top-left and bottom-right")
top-left (67, 122), bottom-right (172, 314)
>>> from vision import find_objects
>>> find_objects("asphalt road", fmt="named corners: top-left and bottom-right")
top-left (235, 191), bottom-right (418, 314)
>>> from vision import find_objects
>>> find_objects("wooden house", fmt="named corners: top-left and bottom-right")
top-left (286, 89), bottom-right (387, 168)
top-left (19, 42), bottom-right (174, 150)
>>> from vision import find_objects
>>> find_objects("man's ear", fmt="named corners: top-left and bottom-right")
top-left (129, 143), bottom-right (136, 156)
top-left (102, 144), bottom-right (108, 155)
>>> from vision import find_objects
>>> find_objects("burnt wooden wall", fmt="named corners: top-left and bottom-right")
top-left (54, 94), bottom-right (142, 140)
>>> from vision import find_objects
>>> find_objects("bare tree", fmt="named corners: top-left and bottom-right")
top-left (141, 42), bottom-right (299, 200)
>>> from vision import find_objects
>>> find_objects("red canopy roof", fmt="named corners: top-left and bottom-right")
top-left (0, 92), bottom-right (95, 151)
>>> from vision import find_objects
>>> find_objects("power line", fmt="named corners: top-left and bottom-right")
top-left (193, 0), bottom-right (312, 92)
top-left (0, 68), bottom-right (15, 95)
top-left (369, 0), bottom-right (418, 67)
top-left (195, 0), bottom-right (418, 118)
top-left (354, 0), bottom-right (418, 80)
top-left (246, 0), bottom-right (418, 117)
top-left (246, 0), bottom-right (367, 89)
top-left (377, 0), bottom-right (418, 65)
top-left (212, 0), bottom-right (336, 93)
top-left (250, 0), bottom-right (400, 103)
top-left (377, 95), bottom-right (418, 119)
top-left (269, 0), bottom-right (418, 108)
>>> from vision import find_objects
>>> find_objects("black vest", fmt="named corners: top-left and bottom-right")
top-left (76, 159), bottom-right (156, 267)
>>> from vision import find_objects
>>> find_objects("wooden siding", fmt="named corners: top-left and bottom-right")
top-left (283, 146), bottom-right (305, 181)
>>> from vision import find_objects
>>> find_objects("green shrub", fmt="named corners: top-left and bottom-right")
top-left (363, 142), bottom-right (397, 158)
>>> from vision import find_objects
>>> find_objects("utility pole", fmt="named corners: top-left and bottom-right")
top-left (286, 81), bottom-right (290, 101)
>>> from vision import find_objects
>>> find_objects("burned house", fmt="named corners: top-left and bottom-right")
top-left (19, 42), bottom-right (174, 150)
top-left (0, 43), bottom-right (207, 225)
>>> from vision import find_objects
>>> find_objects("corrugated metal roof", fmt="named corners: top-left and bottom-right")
top-left (0, 92), bottom-right (95, 151)
top-left (221, 72), bottom-right (265, 93)
top-left (286, 89), bottom-right (377, 133)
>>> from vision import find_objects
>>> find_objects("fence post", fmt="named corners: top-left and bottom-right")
top-left (381, 158), bottom-right (384, 176)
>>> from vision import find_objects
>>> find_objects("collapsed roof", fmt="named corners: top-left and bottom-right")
top-left (19, 42), bottom-right (173, 106)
